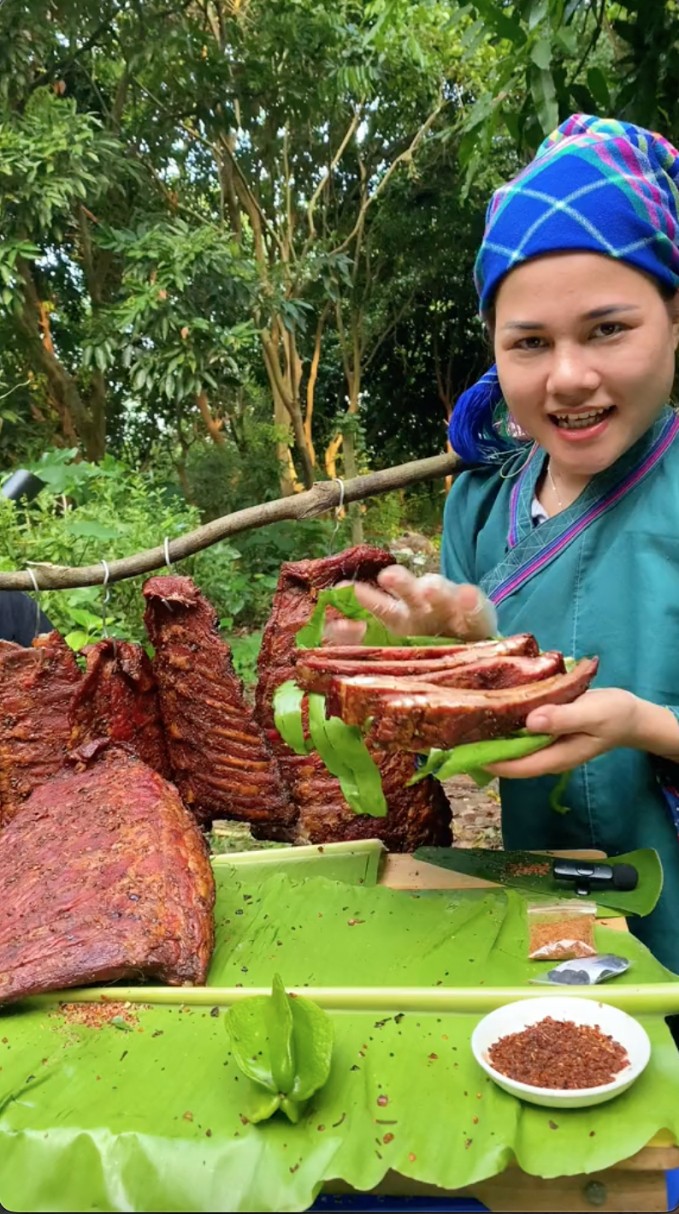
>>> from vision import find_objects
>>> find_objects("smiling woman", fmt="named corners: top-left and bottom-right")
top-left (327, 114), bottom-right (679, 975)
top-left (493, 253), bottom-right (679, 505)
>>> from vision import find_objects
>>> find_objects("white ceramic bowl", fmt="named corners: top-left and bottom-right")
top-left (471, 997), bottom-right (651, 1109)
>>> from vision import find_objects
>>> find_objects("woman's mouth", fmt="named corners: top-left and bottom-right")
top-left (550, 406), bottom-right (615, 431)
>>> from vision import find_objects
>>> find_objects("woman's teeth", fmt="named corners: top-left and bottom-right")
top-left (552, 407), bottom-right (612, 430)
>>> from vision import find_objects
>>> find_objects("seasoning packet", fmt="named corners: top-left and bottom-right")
top-left (527, 900), bottom-right (597, 961)
top-left (530, 953), bottom-right (630, 985)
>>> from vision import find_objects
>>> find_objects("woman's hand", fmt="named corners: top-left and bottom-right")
top-left (323, 565), bottom-right (498, 645)
top-left (484, 688), bottom-right (643, 778)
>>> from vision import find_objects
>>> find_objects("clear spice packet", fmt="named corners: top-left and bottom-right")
top-left (527, 900), bottom-right (597, 961)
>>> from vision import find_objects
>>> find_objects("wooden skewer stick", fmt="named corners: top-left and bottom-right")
top-left (0, 452), bottom-right (458, 592)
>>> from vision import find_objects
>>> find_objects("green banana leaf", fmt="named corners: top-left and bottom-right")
top-left (3, 865), bottom-right (679, 1213)
top-left (212, 839), bottom-right (385, 887)
top-left (413, 847), bottom-right (663, 918)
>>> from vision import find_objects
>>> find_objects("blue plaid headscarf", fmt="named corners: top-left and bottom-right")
top-left (450, 114), bottom-right (679, 464)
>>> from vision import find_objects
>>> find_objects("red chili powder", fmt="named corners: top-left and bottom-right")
top-left (488, 1018), bottom-right (629, 1089)
top-left (55, 1001), bottom-right (141, 1030)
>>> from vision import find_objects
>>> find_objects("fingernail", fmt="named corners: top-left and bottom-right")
top-left (468, 597), bottom-right (486, 617)
top-left (529, 713), bottom-right (548, 729)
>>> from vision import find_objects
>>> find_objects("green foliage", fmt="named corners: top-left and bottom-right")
top-left (0, 451), bottom-right (199, 647)
top-left (456, 0), bottom-right (679, 180)
top-left (0, 89), bottom-right (122, 243)
top-left (0, 0), bottom-right (676, 580)
top-left (228, 630), bottom-right (263, 687)
top-left (0, 450), bottom-right (279, 647)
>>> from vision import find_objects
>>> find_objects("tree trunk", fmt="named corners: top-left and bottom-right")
top-left (260, 324), bottom-right (315, 493)
top-left (342, 426), bottom-right (364, 545)
top-left (343, 328), bottom-right (364, 545)
top-left (273, 386), bottom-right (302, 496)
top-left (324, 431), bottom-right (343, 480)
top-left (16, 258), bottom-right (105, 459)
top-left (196, 391), bottom-right (226, 446)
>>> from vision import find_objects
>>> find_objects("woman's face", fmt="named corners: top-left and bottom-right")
top-left (494, 253), bottom-right (679, 478)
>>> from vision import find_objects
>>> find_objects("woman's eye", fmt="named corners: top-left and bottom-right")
top-left (515, 336), bottom-right (546, 350)
top-left (592, 322), bottom-right (625, 338)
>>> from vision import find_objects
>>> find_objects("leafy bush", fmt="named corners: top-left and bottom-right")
top-left (0, 450), bottom-right (262, 648)
top-left (0, 448), bottom-right (442, 665)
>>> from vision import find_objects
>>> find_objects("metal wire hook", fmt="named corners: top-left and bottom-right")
top-left (26, 566), bottom-right (41, 638)
top-left (328, 478), bottom-right (346, 554)
top-left (101, 559), bottom-right (111, 638)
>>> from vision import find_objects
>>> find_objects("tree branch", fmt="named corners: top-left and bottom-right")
top-left (330, 98), bottom-right (445, 257)
top-left (304, 105), bottom-right (363, 248)
top-left (0, 452), bottom-right (458, 590)
top-left (566, 0), bottom-right (608, 90)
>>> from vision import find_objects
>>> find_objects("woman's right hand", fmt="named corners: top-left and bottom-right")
top-left (323, 565), bottom-right (498, 645)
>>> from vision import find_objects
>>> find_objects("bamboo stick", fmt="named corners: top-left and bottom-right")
top-left (22, 983), bottom-right (679, 1014)
top-left (0, 452), bottom-right (458, 591)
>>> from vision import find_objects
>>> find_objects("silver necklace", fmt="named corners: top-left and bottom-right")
top-left (546, 461), bottom-right (566, 511)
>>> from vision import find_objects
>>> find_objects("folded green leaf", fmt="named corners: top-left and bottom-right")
top-left (296, 586), bottom-right (401, 648)
top-left (273, 680), bottom-right (313, 755)
top-left (308, 693), bottom-right (387, 817)
top-left (549, 770), bottom-right (572, 815)
top-left (295, 586), bottom-right (464, 649)
top-left (405, 634), bottom-right (465, 646)
top-left (268, 974), bottom-right (295, 1093)
top-left (408, 733), bottom-right (554, 785)
top-left (225, 973), bottom-right (333, 1124)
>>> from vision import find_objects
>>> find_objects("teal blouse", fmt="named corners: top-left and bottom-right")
top-left (441, 407), bottom-right (679, 973)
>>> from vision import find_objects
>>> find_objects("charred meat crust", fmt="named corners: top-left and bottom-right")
top-left (329, 657), bottom-right (599, 751)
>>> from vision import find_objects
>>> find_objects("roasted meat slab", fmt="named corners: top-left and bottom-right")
top-left (255, 545), bottom-right (395, 730)
top-left (0, 744), bottom-right (215, 1004)
top-left (330, 657), bottom-right (599, 751)
top-left (255, 547), bottom-right (451, 849)
top-left (295, 645), bottom-right (561, 695)
top-left (0, 631), bottom-right (81, 825)
top-left (70, 639), bottom-right (171, 777)
top-left (143, 575), bottom-right (294, 832)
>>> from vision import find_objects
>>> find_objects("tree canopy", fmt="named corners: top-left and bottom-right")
top-left (0, 0), bottom-right (676, 498)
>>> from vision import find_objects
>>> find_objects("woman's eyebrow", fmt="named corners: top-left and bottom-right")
top-left (582, 304), bottom-right (642, 319)
top-left (502, 304), bottom-right (642, 331)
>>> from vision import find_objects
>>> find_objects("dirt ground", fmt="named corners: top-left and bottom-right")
top-left (445, 776), bottom-right (502, 849)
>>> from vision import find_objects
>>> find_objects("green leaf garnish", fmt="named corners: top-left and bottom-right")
top-left (407, 732), bottom-right (554, 785)
top-left (273, 680), bottom-right (313, 755)
top-left (225, 974), bottom-right (333, 1124)
top-left (549, 770), bottom-right (572, 814)
top-left (307, 693), bottom-right (387, 817)
top-left (296, 586), bottom-right (402, 648)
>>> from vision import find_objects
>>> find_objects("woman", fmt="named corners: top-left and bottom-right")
top-left (335, 115), bottom-right (679, 972)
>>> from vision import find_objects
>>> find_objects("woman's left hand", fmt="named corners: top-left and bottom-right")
top-left (484, 688), bottom-right (642, 778)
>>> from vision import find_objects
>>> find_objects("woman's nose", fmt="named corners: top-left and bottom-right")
top-left (546, 345), bottom-right (601, 397)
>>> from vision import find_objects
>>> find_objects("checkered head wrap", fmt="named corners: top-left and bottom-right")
top-left (450, 114), bottom-right (679, 464)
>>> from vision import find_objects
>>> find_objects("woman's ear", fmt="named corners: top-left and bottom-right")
top-left (670, 289), bottom-right (679, 348)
